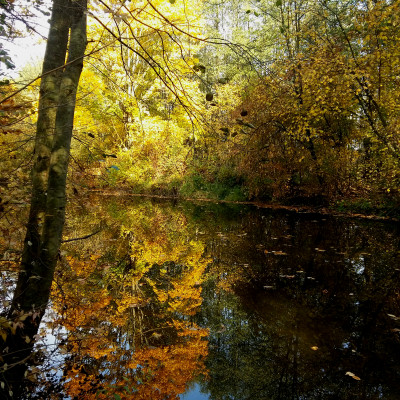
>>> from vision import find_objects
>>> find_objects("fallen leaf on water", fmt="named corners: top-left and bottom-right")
top-left (345, 371), bottom-right (361, 380)
top-left (311, 346), bottom-right (319, 351)
top-left (273, 251), bottom-right (287, 255)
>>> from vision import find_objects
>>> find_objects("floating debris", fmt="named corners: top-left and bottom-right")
top-left (273, 251), bottom-right (287, 255)
top-left (345, 371), bottom-right (361, 381)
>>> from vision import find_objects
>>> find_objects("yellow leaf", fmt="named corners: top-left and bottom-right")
top-left (311, 346), bottom-right (319, 351)
top-left (346, 371), bottom-right (361, 380)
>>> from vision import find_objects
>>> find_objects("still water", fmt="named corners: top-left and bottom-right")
top-left (17, 196), bottom-right (400, 398)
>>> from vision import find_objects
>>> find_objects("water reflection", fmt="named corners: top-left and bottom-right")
top-left (195, 206), bottom-right (400, 400)
top-left (3, 196), bottom-right (400, 399)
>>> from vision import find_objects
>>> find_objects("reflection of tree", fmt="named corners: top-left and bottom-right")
top-left (8, 196), bottom-right (400, 399)
top-left (199, 274), bottom-right (400, 399)
top-left (75, 198), bottom-right (400, 400)
top-left (196, 213), bottom-right (400, 400)
top-left (32, 200), bottom-right (212, 399)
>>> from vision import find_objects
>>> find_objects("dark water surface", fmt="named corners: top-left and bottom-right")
top-left (17, 197), bottom-right (400, 398)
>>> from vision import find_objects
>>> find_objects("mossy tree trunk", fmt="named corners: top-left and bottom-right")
top-left (1, 0), bottom-right (87, 397)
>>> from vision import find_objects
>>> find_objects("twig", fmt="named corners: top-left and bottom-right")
top-left (61, 229), bottom-right (102, 243)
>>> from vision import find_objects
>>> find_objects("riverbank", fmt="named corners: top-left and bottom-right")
top-left (87, 188), bottom-right (400, 222)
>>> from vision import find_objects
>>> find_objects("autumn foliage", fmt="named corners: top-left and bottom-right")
top-left (45, 203), bottom-right (210, 399)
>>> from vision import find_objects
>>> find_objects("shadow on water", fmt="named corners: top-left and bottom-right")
top-left (198, 214), bottom-right (400, 399)
top-left (1, 195), bottom-right (399, 399)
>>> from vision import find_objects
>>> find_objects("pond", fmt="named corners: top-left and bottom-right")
top-left (3, 195), bottom-right (400, 399)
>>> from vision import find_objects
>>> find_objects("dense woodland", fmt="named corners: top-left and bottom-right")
top-left (2, 0), bottom-right (400, 213)
top-left (0, 0), bottom-right (400, 398)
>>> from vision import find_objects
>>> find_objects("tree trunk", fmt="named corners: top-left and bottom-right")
top-left (1, 0), bottom-right (87, 397)
top-left (12, 0), bottom-right (71, 315)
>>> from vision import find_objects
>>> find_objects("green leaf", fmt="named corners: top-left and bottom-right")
top-left (194, 64), bottom-right (206, 73)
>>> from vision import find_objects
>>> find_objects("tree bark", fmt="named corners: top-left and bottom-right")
top-left (15, 0), bottom-right (71, 307)
top-left (1, 0), bottom-right (87, 397)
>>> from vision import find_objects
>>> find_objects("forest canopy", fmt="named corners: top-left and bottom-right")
top-left (1, 0), bottom-right (400, 398)
top-left (1, 0), bottom-right (400, 211)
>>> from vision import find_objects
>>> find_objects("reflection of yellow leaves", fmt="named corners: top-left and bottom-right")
top-left (51, 204), bottom-right (213, 399)
top-left (52, 257), bottom-right (209, 397)
top-left (127, 325), bottom-right (208, 399)
top-left (0, 317), bottom-right (8, 341)
top-left (311, 346), bottom-right (318, 351)
top-left (0, 316), bottom-right (10, 331)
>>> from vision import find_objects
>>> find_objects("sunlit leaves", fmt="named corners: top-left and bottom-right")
top-left (207, 0), bottom-right (400, 201)
top-left (45, 201), bottom-right (212, 399)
